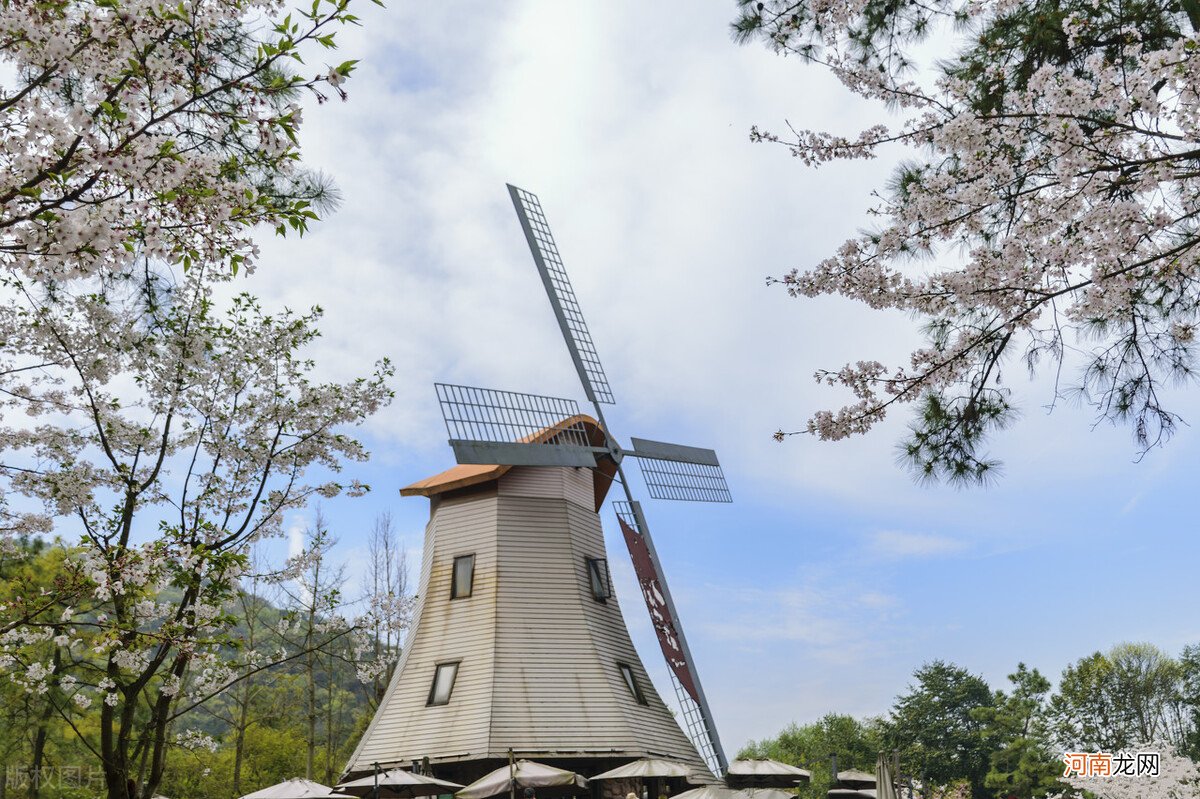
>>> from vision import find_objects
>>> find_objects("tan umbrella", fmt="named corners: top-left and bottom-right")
top-left (456, 760), bottom-right (587, 799)
top-left (239, 778), bottom-right (353, 799)
top-left (590, 759), bottom-right (695, 780)
top-left (831, 770), bottom-right (875, 789)
top-left (338, 769), bottom-right (464, 798)
top-left (672, 786), bottom-right (746, 799)
top-left (873, 754), bottom-right (898, 799)
top-left (738, 789), bottom-right (796, 799)
top-left (726, 759), bottom-right (811, 789)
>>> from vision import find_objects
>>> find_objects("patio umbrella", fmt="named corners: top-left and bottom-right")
top-left (738, 789), bottom-right (796, 799)
top-left (873, 754), bottom-right (898, 799)
top-left (671, 786), bottom-right (746, 799)
top-left (239, 778), bottom-right (353, 799)
top-left (456, 760), bottom-right (587, 799)
top-left (589, 759), bottom-right (695, 780)
top-left (726, 759), bottom-right (811, 789)
top-left (826, 791), bottom-right (875, 799)
top-left (831, 770), bottom-right (875, 789)
top-left (337, 769), bottom-right (464, 798)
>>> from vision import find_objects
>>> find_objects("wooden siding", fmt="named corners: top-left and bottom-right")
top-left (348, 493), bottom-right (500, 769)
top-left (497, 465), bottom-right (594, 510)
top-left (344, 467), bottom-right (707, 777)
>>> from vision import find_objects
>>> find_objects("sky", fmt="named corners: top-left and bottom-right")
top-left (227, 1), bottom-right (1200, 756)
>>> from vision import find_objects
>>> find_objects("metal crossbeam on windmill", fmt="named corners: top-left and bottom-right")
top-left (435, 184), bottom-right (732, 774)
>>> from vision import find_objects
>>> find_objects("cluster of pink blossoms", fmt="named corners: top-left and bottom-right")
top-left (745, 0), bottom-right (1200, 471)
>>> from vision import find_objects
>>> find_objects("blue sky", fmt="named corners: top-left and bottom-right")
top-left (232, 1), bottom-right (1200, 754)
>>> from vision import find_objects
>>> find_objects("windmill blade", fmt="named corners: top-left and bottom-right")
top-left (628, 437), bottom-right (732, 503)
top-left (507, 184), bottom-right (615, 406)
top-left (449, 440), bottom-right (598, 468)
top-left (613, 500), bottom-right (727, 775)
top-left (628, 437), bottom-right (721, 466)
top-left (435, 383), bottom-right (606, 467)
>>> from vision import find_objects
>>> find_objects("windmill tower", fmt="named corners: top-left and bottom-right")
top-left (343, 186), bottom-right (731, 786)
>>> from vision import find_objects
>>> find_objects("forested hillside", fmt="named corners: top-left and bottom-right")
top-left (0, 514), bottom-right (411, 799)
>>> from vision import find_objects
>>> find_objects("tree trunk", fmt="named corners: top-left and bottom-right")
top-left (306, 643), bottom-right (316, 780)
top-left (305, 551), bottom-right (321, 781)
top-left (325, 647), bottom-right (335, 784)
top-left (28, 646), bottom-right (60, 799)
top-left (232, 590), bottom-right (259, 797)
top-left (232, 684), bottom-right (250, 796)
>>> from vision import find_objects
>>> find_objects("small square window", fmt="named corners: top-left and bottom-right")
top-left (618, 663), bottom-right (647, 705)
top-left (587, 558), bottom-right (612, 602)
top-left (427, 662), bottom-right (459, 706)
top-left (451, 554), bottom-right (475, 599)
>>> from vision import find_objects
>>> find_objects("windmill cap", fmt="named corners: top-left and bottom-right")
top-left (401, 414), bottom-right (616, 510)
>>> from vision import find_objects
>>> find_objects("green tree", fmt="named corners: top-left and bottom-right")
top-left (0, 533), bottom-right (383, 799)
top-left (0, 539), bottom-right (98, 799)
top-left (739, 713), bottom-right (884, 799)
top-left (971, 664), bottom-right (1062, 799)
top-left (1049, 643), bottom-right (1188, 751)
top-left (884, 662), bottom-right (993, 798)
top-left (1178, 644), bottom-right (1200, 760)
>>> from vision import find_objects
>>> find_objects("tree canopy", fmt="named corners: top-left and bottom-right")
top-left (739, 713), bottom-right (884, 799)
top-left (885, 661), bottom-right (994, 797)
top-left (736, 0), bottom-right (1200, 483)
top-left (742, 645), bottom-right (1200, 798)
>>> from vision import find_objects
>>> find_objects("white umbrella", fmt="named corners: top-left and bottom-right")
top-left (873, 754), bottom-right (898, 799)
top-left (826, 791), bottom-right (875, 799)
top-left (239, 778), bottom-right (353, 799)
top-left (726, 759), bottom-right (811, 788)
top-left (727, 761), bottom-right (810, 779)
top-left (337, 769), bottom-right (464, 798)
top-left (590, 759), bottom-right (696, 780)
top-left (672, 786), bottom-right (746, 799)
top-left (831, 770), bottom-right (875, 789)
top-left (738, 789), bottom-right (795, 799)
top-left (455, 760), bottom-right (587, 799)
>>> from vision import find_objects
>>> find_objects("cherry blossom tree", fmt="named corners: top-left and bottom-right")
top-left (735, 0), bottom-right (1200, 483)
top-left (0, 0), bottom-right (377, 536)
top-left (0, 263), bottom-right (392, 799)
top-left (0, 0), bottom-right (369, 283)
top-left (0, 1), bottom-right (395, 796)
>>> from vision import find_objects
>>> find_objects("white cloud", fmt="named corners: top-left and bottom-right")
top-left (287, 516), bottom-right (307, 560)
top-left (867, 530), bottom-right (967, 559)
top-left (699, 581), bottom-right (904, 663)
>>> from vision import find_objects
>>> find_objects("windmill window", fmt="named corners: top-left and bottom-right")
top-left (427, 661), bottom-right (460, 706)
top-left (586, 557), bottom-right (612, 602)
top-left (451, 554), bottom-right (475, 599)
top-left (618, 662), bottom-right (647, 705)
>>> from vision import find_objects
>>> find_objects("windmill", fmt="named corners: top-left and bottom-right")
top-left (439, 185), bottom-right (732, 774)
top-left (342, 185), bottom-right (732, 786)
